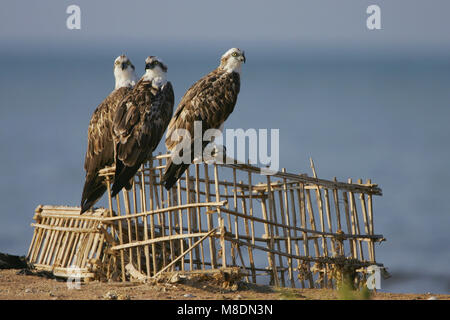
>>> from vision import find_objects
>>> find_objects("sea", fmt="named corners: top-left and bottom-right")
top-left (0, 42), bottom-right (449, 294)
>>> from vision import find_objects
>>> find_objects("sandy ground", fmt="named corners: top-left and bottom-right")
top-left (0, 269), bottom-right (448, 300)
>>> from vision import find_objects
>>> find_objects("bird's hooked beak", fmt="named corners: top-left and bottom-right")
top-left (240, 52), bottom-right (246, 63)
top-left (145, 61), bottom-right (156, 70)
top-left (121, 61), bottom-right (134, 70)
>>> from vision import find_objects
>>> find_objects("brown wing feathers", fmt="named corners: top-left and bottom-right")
top-left (80, 87), bottom-right (130, 213)
top-left (110, 81), bottom-right (174, 197)
top-left (162, 69), bottom-right (240, 190)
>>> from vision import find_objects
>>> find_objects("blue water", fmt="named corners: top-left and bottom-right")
top-left (0, 44), bottom-right (449, 294)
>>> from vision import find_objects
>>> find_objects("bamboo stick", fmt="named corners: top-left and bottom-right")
top-left (186, 168), bottom-right (194, 270)
top-left (54, 217), bottom-right (75, 267)
top-left (87, 222), bottom-right (101, 260)
top-left (225, 237), bottom-right (380, 267)
top-left (110, 232), bottom-right (212, 251)
top-left (204, 163), bottom-right (217, 268)
top-left (367, 179), bottom-right (376, 262)
top-left (27, 207), bottom-right (41, 260)
top-left (122, 190), bottom-right (134, 266)
top-left (247, 172), bottom-right (256, 245)
top-left (177, 179), bottom-right (185, 271)
top-left (234, 244), bottom-right (250, 283)
top-left (131, 179), bottom-right (142, 272)
top-left (331, 179), bottom-right (341, 234)
top-left (305, 189), bottom-right (321, 257)
top-left (264, 175), bottom-right (280, 286)
top-left (324, 189), bottom-right (337, 258)
top-left (31, 215), bottom-right (48, 264)
top-left (239, 186), bottom-right (256, 282)
top-left (166, 180), bottom-right (175, 271)
top-left (194, 163), bottom-right (206, 269)
top-left (101, 201), bottom-right (226, 221)
top-left (157, 156), bottom-right (168, 270)
top-left (222, 162), bottom-right (382, 195)
top-left (153, 159), bottom-right (167, 272)
top-left (45, 218), bottom-right (65, 266)
top-left (310, 160), bottom-right (329, 257)
top-left (70, 217), bottom-right (88, 267)
top-left (147, 160), bottom-right (160, 275)
top-left (218, 207), bottom-right (382, 240)
top-left (310, 159), bottom-right (329, 287)
top-left (52, 218), bottom-right (68, 266)
top-left (39, 217), bottom-right (58, 265)
top-left (140, 164), bottom-right (152, 277)
top-left (30, 223), bottom-right (98, 233)
top-left (38, 216), bottom-right (54, 264)
top-left (358, 178), bottom-right (373, 262)
top-left (80, 219), bottom-right (96, 267)
top-left (348, 178), bottom-right (364, 261)
top-left (188, 175), bottom-right (201, 270)
top-left (67, 219), bottom-right (83, 268)
top-left (223, 182), bottom-right (236, 266)
top-left (153, 228), bottom-right (217, 278)
top-left (288, 185), bottom-right (304, 288)
top-left (61, 218), bottom-right (78, 267)
top-left (114, 194), bottom-right (126, 281)
top-left (105, 175), bottom-right (115, 235)
top-left (232, 168), bottom-right (240, 271)
top-left (34, 212), bottom-right (105, 221)
top-left (27, 222), bottom-right (39, 262)
top-left (297, 182), bottom-right (314, 287)
top-left (214, 164), bottom-right (226, 268)
top-left (280, 169), bottom-right (295, 288)
top-left (342, 191), bottom-right (357, 258)
top-left (247, 171), bottom-right (257, 283)
top-left (267, 176), bottom-right (285, 287)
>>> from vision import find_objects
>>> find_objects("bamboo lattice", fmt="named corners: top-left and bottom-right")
top-left (27, 154), bottom-right (384, 287)
top-left (93, 154), bottom-right (385, 288)
top-left (27, 205), bottom-right (107, 279)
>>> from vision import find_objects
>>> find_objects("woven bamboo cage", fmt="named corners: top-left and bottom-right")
top-left (27, 206), bottom-right (107, 279)
top-left (28, 154), bottom-right (384, 288)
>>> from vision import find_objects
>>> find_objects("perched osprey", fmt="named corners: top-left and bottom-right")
top-left (162, 48), bottom-right (245, 190)
top-left (110, 56), bottom-right (174, 197)
top-left (80, 54), bottom-right (137, 214)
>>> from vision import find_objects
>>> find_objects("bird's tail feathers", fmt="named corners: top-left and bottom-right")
top-left (161, 158), bottom-right (190, 190)
top-left (162, 140), bottom-right (211, 190)
top-left (110, 161), bottom-right (140, 198)
top-left (80, 174), bottom-right (106, 214)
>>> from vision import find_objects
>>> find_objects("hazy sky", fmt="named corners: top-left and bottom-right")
top-left (1, 0), bottom-right (450, 51)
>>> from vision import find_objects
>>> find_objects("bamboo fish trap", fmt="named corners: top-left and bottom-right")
top-left (27, 206), bottom-right (107, 279)
top-left (28, 154), bottom-right (385, 288)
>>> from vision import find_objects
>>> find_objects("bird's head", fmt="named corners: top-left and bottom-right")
top-left (113, 54), bottom-right (137, 89)
top-left (220, 48), bottom-right (246, 74)
top-left (143, 56), bottom-right (168, 86)
top-left (145, 56), bottom-right (168, 73)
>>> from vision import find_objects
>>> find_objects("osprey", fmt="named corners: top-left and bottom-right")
top-left (162, 48), bottom-right (245, 190)
top-left (110, 56), bottom-right (174, 197)
top-left (80, 54), bottom-right (137, 214)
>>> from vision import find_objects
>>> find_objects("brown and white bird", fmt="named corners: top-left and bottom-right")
top-left (110, 56), bottom-right (174, 197)
top-left (162, 48), bottom-right (245, 190)
top-left (80, 54), bottom-right (137, 214)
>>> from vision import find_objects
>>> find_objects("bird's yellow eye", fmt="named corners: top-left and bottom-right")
top-left (231, 52), bottom-right (238, 57)
top-left (127, 61), bottom-right (131, 65)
